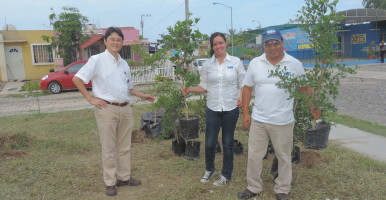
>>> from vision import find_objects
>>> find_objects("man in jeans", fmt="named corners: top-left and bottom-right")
top-left (378, 40), bottom-right (385, 63)
top-left (73, 27), bottom-right (154, 196)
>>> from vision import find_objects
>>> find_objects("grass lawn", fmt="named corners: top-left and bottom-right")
top-left (0, 104), bottom-right (385, 200)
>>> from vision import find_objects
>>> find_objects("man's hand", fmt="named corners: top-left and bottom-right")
top-left (181, 87), bottom-right (189, 96)
top-left (243, 113), bottom-right (251, 130)
top-left (310, 107), bottom-right (321, 120)
top-left (88, 97), bottom-right (108, 109)
top-left (143, 94), bottom-right (155, 102)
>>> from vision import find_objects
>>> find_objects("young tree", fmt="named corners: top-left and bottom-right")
top-left (362, 0), bottom-right (386, 9)
top-left (42, 7), bottom-right (89, 65)
top-left (152, 17), bottom-right (206, 138)
top-left (270, 0), bottom-right (356, 145)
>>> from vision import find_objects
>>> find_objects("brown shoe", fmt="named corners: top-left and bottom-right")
top-left (116, 177), bottom-right (142, 187)
top-left (276, 193), bottom-right (289, 200)
top-left (237, 189), bottom-right (258, 199)
top-left (106, 186), bottom-right (117, 196)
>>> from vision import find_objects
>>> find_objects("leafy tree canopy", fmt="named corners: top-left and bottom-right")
top-left (362, 0), bottom-right (386, 9)
top-left (42, 7), bottom-right (89, 65)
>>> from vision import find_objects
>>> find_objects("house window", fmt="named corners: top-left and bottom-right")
top-left (119, 45), bottom-right (131, 59)
top-left (31, 43), bottom-right (54, 65)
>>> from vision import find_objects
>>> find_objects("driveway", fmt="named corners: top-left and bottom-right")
top-left (0, 85), bottom-right (153, 117)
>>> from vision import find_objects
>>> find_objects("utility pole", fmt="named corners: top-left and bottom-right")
top-left (140, 14), bottom-right (151, 38)
top-left (185, 0), bottom-right (189, 21)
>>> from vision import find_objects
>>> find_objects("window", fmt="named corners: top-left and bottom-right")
top-left (119, 45), bottom-right (131, 59)
top-left (31, 43), bottom-right (54, 65)
top-left (66, 63), bottom-right (85, 73)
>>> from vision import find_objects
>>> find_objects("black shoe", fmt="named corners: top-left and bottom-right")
top-left (237, 189), bottom-right (258, 199)
top-left (116, 177), bottom-right (142, 187)
top-left (105, 186), bottom-right (117, 196)
top-left (276, 193), bottom-right (289, 200)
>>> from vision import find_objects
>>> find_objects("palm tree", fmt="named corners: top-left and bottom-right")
top-left (362, 0), bottom-right (386, 9)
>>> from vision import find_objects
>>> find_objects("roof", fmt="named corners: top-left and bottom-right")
top-left (247, 24), bottom-right (299, 34)
top-left (80, 34), bottom-right (103, 49)
top-left (99, 26), bottom-right (136, 30)
top-left (80, 34), bottom-right (158, 49)
top-left (338, 8), bottom-right (386, 24)
top-left (123, 40), bottom-right (158, 45)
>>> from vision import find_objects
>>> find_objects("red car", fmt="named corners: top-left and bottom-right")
top-left (40, 60), bottom-right (91, 94)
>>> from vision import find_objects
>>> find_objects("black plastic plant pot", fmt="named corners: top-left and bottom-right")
top-left (172, 138), bottom-right (186, 156)
top-left (292, 145), bottom-right (301, 164)
top-left (270, 145), bottom-right (301, 180)
top-left (303, 121), bottom-right (331, 150)
top-left (185, 140), bottom-right (200, 160)
top-left (179, 116), bottom-right (199, 140)
top-left (233, 139), bottom-right (243, 155)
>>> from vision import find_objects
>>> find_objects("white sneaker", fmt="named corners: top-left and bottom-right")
top-left (200, 171), bottom-right (214, 183)
top-left (213, 174), bottom-right (228, 186)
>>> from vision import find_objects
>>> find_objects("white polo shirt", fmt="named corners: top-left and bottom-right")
top-left (244, 52), bottom-right (305, 125)
top-left (199, 53), bottom-right (246, 112)
top-left (75, 50), bottom-right (134, 103)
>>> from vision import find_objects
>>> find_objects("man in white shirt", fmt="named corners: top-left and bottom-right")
top-left (237, 29), bottom-right (305, 200)
top-left (73, 27), bottom-right (154, 197)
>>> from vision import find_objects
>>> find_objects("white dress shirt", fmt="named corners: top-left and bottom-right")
top-left (199, 53), bottom-right (246, 112)
top-left (75, 50), bottom-right (134, 103)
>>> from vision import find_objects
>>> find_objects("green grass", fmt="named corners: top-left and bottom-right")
top-left (329, 113), bottom-right (386, 137)
top-left (0, 105), bottom-right (385, 200)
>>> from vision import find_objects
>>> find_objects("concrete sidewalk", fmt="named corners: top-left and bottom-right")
top-left (329, 124), bottom-right (386, 162)
top-left (0, 81), bottom-right (25, 96)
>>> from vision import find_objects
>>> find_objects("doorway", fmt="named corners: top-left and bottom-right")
top-left (5, 46), bottom-right (25, 80)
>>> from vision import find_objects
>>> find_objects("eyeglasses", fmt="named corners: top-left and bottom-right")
top-left (108, 38), bottom-right (123, 43)
top-left (264, 40), bottom-right (281, 47)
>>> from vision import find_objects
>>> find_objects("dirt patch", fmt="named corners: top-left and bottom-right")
top-left (0, 82), bottom-right (6, 89)
top-left (132, 130), bottom-right (148, 144)
top-left (0, 150), bottom-right (27, 162)
top-left (299, 151), bottom-right (330, 168)
top-left (0, 133), bottom-right (32, 162)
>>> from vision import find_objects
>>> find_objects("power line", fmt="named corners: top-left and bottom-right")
top-left (145, 2), bottom-right (184, 32)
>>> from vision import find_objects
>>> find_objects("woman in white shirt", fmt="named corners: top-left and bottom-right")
top-left (183, 32), bottom-right (245, 186)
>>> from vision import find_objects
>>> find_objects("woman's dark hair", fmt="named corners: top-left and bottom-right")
top-left (210, 32), bottom-right (227, 56)
top-left (104, 27), bottom-right (124, 40)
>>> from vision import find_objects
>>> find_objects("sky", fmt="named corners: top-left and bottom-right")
top-left (1, 0), bottom-right (363, 42)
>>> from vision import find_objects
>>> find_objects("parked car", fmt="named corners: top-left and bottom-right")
top-left (40, 60), bottom-right (91, 94)
top-left (192, 58), bottom-right (209, 75)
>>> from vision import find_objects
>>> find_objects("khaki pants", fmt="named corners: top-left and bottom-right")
top-left (94, 104), bottom-right (134, 186)
top-left (246, 121), bottom-right (294, 194)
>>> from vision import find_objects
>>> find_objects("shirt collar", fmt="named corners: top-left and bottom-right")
top-left (262, 51), bottom-right (289, 64)
top-left (104, 49), bottom-right (123, 63)
top-left (209, 53), bottom-right (231, 63)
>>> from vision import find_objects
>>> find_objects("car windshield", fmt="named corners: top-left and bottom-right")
top-left (198, 59), bottom-right (208, 66)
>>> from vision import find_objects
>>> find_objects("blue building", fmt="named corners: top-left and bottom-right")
top-left (248, 8), bottom-right (386, 61)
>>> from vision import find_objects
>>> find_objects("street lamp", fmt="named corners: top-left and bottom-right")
top-left (213, 2), bottom-right (233, 56)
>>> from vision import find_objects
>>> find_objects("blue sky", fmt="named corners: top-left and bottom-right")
top-left (1, 0), bottom-right (363, 42)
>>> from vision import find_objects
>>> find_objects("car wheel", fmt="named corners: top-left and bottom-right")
top-left (48, 82), bottom-right (62, 94)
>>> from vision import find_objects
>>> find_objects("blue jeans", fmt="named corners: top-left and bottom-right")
top-left (205, 107), bottom-right (240, 180)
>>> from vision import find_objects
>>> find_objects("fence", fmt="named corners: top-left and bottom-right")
top-left (131, 60), bottom-right (175, 85)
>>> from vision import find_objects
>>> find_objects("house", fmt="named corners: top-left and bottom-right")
top-left (80, 26), bottom-right (158, 62)
top-left (0, 26), bottom-right (158, 82)
top-left (0, 30), bottom-right (55, 82)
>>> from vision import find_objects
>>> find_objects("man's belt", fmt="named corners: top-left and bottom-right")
top-left (104, 100), bottom-right (128, 107)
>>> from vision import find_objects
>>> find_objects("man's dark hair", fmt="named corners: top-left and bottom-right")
top-left (104, 27), bottom-right (124, 40)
